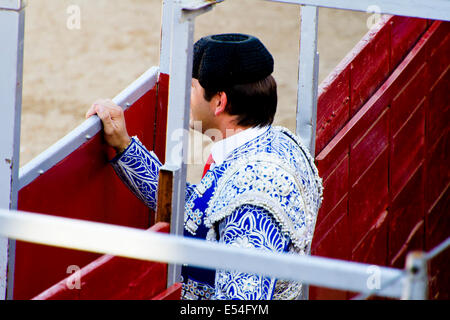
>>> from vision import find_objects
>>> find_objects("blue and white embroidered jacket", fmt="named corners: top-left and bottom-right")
top-left (111, 126), bottom-right (323, 300)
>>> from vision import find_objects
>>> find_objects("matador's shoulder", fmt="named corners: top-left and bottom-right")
top-left (204, 128), bottom-right (323, 251)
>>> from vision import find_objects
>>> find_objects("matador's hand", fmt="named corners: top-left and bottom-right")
top-left (85, 99), bottom-right (131, 154)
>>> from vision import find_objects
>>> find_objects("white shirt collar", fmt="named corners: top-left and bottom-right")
top-left (210, 126), bottom-right (269, 166)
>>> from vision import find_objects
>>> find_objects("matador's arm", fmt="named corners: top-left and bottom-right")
top-left (110, 136), bottom-right (195, 209)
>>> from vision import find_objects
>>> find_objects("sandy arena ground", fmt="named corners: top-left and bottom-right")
top-left (20, 0), bottom-right (370, 183)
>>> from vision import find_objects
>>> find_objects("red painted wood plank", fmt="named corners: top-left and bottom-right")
top-left (315, 95), bottom-right (388, 180)
top-left (313, 19), bottom-right (449, 300)
top-left (81, 255), bottom-right (167, 300)
top-left (428, 251), bottom-right (450, 300)
top-left (349, 109), bottom-right (389, 186)
top-left (421, 26), bottom-right (450, 300)
top-left (151, 282), bottom-right (182, 300)
top-left (390, 63), bottom-right (429, 137)
top-left (426, 187), bottom-right (450, 300)
top-left (308, 286), bottom-right (348, 300)
top-left (351, 210), bottom-right (388, 265)
top-left (425, 129), bottom-right (450, 213)
top-left (349, 149), bottom-right (389, 248)
top-left (426, 185), bottom-right (450, 251)
top-left (153, 72), bottom-right (169, 163)
top-left (390, 101), bottom-right (425, 198)
top-left (312, 196), bottom-right (349, 260)
top-left (14, 244), bottom-right (100, 300)
top-left (33, 223), bottom-right (171, 300)
top-left (315, 15), bottom-right (394, 156)
top-left (388, 166), bottom-right (425, 268)
top-left (310, 202), bottom-right (351, 300)
top-left (427, 68), bottom-right (450, 149)
top-left (315, 152), bottom-right (348, 228)
top-left (316, 16), bottom-right (393, 154)
top-left (317, 20), bottom-right (444, 188)
top-left (350, 24), bottom-right (391, 116)
top-left (390, 17), bottom-right (428, 70)
top-left (126, 87), bottom-right (158, 153)
top-left (15, 88), bottom-right (158, 300)
top-left (315, 17), bottom-right (389, 156)
top-left (428, 23), bottom-right (450, 89)
top-left (389, 220), bottom-right (424, 269)
top-left (316, 67), bottom-right (350, 155)
top-left (387, 21), bottom-right (444, 103)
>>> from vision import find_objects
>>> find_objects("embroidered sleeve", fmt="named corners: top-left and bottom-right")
top-left (110, 136), bottom-right (162, 210)
top-left (185, 183), bottom-right (196, 201)
top-left (214, 205), bottom-right (289, 300)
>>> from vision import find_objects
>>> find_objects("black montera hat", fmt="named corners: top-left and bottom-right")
top-left (192, 33), bottom-right (274, 92)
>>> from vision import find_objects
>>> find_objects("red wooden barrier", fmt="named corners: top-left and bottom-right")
top-left (315, 16), bottom-right (429, 155)
top-left (15, 80), bottom-right (169, 299)
top-left (151, 282), bottom-right (183, 301)
top-left (311, 18), bottom-right (449, 300)
top-left (12, 15), bottom-right (448, 301)
top-left (32, 222), bottom-right (181, 300)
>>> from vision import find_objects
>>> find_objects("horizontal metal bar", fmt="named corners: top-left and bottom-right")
top-left (0, 0), bottom-right (25, 11)
top-left (0, 6), bottom-right (25, 300)
top-left (424, 237), bottom-right (450, 261)
top-left (265, 0), bottom-right (450, 21)
top-left (18, 66), bottom-right (159, 190)
top-left (0, 209), bottom-right (405, 298)
top-left (181, 0), bottom-right (224, 11)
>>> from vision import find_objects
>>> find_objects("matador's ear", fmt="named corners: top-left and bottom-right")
top-left (214, 91), bottom-right (228, 116)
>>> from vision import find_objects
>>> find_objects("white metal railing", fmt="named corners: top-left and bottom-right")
top-left (266, 0), bottom-right (450, 22)
top-left (2, 208), bottom-right (446, 299)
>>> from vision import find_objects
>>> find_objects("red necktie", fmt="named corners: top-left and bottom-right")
top-left (202, 153), bottom-right (215, 178)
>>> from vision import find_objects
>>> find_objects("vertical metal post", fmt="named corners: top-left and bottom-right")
top-left (296, 5), bottom-right (319, 156)
top-left (163, 3), bottom-right (194, 287)
top-left (163, 1), bottom-right (214, 287)
top-left (296, 5), bottom-right (319, 300)
top-left (401, 251), bottom-right (428, 300)
top-left (159, 0), bottom-right (174, 75)
top-left (0, 0), bottom-right (26, 300)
